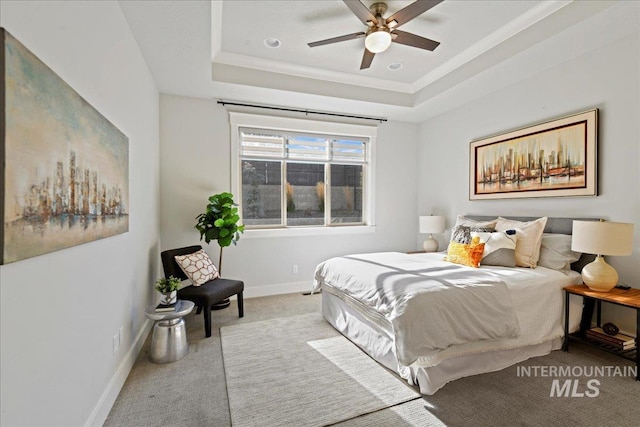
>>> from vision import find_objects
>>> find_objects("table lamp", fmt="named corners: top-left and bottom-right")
top-left (419, 215), bottom-right (446, 252)
top-left (571, 220), bottom-right (634, 292)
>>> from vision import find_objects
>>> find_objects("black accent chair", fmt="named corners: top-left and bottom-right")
top-left (161, 245), bottom-right (244, 337)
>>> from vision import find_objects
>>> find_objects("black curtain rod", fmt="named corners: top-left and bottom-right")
top-left (217, 100), bottom-right (387, 123)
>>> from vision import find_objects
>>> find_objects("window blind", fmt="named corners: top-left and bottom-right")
top-left (240, 127), bottom-right (367, 163)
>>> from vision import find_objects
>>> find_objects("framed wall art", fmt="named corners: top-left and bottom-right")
top-left (1, 28), bottom-right (129, 264)
top-left (469, 109), bottom-right (597, 201)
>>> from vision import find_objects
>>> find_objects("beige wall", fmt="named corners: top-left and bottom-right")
top-left (159, 95), bottom-right (420, 296)
top-left (418, 25), bottom-right (639, 331)
top-left (0, 1), bottom-right (160, 425)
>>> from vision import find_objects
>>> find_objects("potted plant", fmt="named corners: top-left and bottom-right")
top-left (194, 192), bottom-right (245, 274)
top-left (155, 276), bottom-right (181, 305)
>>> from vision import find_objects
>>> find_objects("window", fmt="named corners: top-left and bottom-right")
top-left (230, 113), bottom-right (376, 233)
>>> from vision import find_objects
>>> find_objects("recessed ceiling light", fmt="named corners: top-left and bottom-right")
top-left (263, 38), bottom-right (281, 48)
top-left (388, 62), bottom-right (403, 71)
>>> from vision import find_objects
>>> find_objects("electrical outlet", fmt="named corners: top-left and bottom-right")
top-left (112, 334), bottom-right (119, 355)
top-left (119, 326), bottom-right (124, 347)
top-left (292, 264), bottom-right (299, 274)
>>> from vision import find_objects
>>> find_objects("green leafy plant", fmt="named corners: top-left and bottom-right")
top-left (155, 276), bottom-right (181, 293)
top-left (195, 192), bottom-right (245, 273)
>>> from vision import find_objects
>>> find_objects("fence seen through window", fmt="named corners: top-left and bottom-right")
top-left (239, 129), bottom-right (367, 228)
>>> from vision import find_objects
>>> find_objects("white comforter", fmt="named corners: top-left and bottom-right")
top-left (313, 252), bottom-right (521, 366)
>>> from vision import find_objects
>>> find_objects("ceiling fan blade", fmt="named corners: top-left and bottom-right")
top-left (392, 30), bottom-right (440, 51)
top-left (386, 0), bottom-right (443, 28)
top-left (360, 48), bottom-right (375, 70)
top-left (308, 32), bottom-right (366, 48)
top-left (344, 0), bottom-right (378, 26)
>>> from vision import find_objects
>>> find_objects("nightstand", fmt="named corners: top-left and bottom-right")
top-left (563, 284), bottom-right (640, 380)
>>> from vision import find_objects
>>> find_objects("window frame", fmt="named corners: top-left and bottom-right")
top-left (230, 112), bottom-right (377, 237)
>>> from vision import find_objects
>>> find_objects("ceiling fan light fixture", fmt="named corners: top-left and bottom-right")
top-left (365, 29), bottom-right (392, 53)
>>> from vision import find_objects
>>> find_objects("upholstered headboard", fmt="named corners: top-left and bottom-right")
top-left (466, 215), bottom-right (597, 272)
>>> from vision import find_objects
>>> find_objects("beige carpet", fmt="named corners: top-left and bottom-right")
top-left (106, 292), bottom-right (640, 426)
top-left (221, 313), bottom-right (421, 427)
top-left (104, 293), bottom-right (324, 427)
top-left (332, 400), bottom-right (445, 426)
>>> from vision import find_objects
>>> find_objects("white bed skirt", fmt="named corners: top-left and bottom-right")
top-left (322, 291), bottom-right (569, 395)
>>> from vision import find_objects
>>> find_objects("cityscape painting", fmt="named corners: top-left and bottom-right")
top-left (1, 29), bottom-right (129, 264)
top-left (469, 109), bottom-right (597, 200)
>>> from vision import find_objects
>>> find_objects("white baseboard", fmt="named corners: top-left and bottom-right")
top-left (85, 318), bottom-right (153, 427)
top-left (244, 281), bottom-right (313, 298)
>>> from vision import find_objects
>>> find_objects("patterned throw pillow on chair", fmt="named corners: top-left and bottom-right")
top-left (174, 249), bottom-right (220, 286)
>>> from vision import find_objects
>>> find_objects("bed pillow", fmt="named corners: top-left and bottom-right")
top-left (471, 230), bottom-right (517, 267)
top-left (537, 233), bottom-right (582, 272)
top-left (451, 225), bottom-right (472, 244)
top-left (174, 249), bottom-right (220, 286)
top-left (450, 216), bottom-right (497, 245)
top-left (495, 217), bottom-right (547, 268)
top-left (444, 236), bottom-right (485, 268)
top-left (454, 215), bottom-right (497, 230)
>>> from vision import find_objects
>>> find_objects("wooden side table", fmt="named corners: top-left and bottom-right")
top-left (563, 284), bottom-right (640, 380)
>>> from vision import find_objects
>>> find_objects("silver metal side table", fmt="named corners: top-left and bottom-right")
top-left (144, 300), bottom-right (194, 363)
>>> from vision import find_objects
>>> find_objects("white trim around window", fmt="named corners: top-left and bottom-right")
top-left (229, 112), bottom-right (377, 238)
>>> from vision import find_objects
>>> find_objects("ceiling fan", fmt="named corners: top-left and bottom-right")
top-left (308, 0), bottom-right (443, 70)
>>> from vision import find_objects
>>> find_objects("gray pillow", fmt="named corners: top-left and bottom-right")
top-left (537, 233), bottom-right (581, 272)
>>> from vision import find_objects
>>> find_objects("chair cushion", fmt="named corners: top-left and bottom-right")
top-left (178, 278), bottom-right (244, 306)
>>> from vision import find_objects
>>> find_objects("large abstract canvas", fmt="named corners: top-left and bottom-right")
top-left (1, 29), bottom-right (129, 264)
top-left (469, 109), bottom-right (597, 200)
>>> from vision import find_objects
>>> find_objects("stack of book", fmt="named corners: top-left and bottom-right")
top-left (155, 302), bottom-right (177, 313)
top-left (586, 327), bottom-right (636, 351)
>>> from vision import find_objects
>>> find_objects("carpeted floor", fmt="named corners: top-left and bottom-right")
top-left (106, 292), bottom-right (640, 426)
top-left (221, 313), bottom-right (420, 427)
top-left (105, 292), bottom-right (323, 427)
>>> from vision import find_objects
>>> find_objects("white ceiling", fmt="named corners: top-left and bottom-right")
top-left (119, 0), bottom-right (625, 122)
top-left (219, 0), bottom-right (539, 85)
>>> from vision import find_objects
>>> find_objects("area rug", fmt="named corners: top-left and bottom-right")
top-left (220, 313), bottom-right (421, 427)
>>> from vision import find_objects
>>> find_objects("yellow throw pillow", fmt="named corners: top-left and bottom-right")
top-left (444, 236), bottom-right (485, 268)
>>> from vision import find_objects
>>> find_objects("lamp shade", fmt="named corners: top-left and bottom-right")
top-left (419, 216), bottom-right (445, 234)
top-left (571, 220), bottom-right (634, 256)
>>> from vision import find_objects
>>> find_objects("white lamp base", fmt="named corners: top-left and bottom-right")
top-left (581, 255), bottom-right (618, 292)
top-left (423, 235), bottom-right (439, 252)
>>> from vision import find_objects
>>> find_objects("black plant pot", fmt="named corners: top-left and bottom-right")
top-left (211, 298), bottom-right (231, 310)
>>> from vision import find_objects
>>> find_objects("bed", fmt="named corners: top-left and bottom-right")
top-left (313, 216), bottom-right (594, 394)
